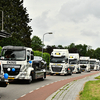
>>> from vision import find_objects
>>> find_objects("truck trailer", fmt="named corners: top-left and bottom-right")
top-left (0, 46), bottom-right (46, 83)
top-left (49, 49), bottom-right (72, 75)
top-left (69, 53), bottom-right (81, 73)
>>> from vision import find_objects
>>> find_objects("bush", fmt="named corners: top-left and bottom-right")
top-left (0, 46), bottom-right (2, 54)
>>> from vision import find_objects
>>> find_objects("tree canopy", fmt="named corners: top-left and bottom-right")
top-left (0, 0), bottom-right (32, 47)
top-left (31, 36), bottom-right (43, 51)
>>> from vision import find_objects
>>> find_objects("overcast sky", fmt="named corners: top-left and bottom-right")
top-left (23, 0), bottom-right (100, 50)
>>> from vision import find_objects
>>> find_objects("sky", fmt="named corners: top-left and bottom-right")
top-left (23, 0), bottom-right (100, 50)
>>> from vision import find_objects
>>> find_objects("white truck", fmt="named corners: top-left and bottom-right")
top-left (49, 49), bottom-right (72, 75)
top-left (79, 56), bottom-right (90, 72)
top-left (96, 59), bottom-right (100, 71)
top-left (90, 59), bottom-right (99, 71)
top-left (0, 46), bottom-right (46, 83)
top-left (0, 62), bottom-right (8, 87)
top-left (69, 53), bottom-right (81, 73)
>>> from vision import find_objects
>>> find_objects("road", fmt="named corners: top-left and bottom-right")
top-left (0, 71), bottom-right (99, 100)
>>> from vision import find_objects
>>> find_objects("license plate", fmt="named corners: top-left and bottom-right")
top-left (56, 73), bottom-right (59, 74)
top-left (8, 77), bottom-right (14, 79)
top-left (71, 65), bottom-right (74, 66)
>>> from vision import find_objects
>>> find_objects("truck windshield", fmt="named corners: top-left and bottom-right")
top-left (90, 61), bottom-right (96, 64)
top-left (80, 60), bottom-right (89, 64)
top-left (69, 59), bottom-right (77, 64)
top-left (0, 49), bottom-right (26, 61)
top-left (50, 57), bottom-right (66, 63)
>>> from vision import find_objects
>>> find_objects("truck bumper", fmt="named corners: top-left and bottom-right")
top-left (0, 77), bottom-right (8, 87)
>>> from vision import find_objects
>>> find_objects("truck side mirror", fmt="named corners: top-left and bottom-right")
top-left (27, 55), bottom-right (29, 61)
top-left (65, 58), bottom-right (68, 63)
top-left (31, 51), bottom-right (34, 55)
top-left (31, 55), bottom-right (34, 60)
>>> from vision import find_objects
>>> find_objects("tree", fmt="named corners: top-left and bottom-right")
top-left (69, 47), bottom-right (78, 53)
top-left (0, 37), bottom-right (24, 47)
top-left (45, 45), bottom-right (58, 54)
top-left (68, 43), bottom-right (75, 49)
top-left (31, 36), bottom-right (43, 51)
top-left (86, 49), bottom-right (94, 58)
top-left (94, 48), bottom-right (100, 60)
top-left (0, 0), bottom-right (32, 47)
top-left (57, 45), bottom-right (64, 49)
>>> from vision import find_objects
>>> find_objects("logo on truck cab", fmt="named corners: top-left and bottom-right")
top-left (55, 53), bottom-right (60, 55)
top-left (7, 61), bottom-right (16, 64)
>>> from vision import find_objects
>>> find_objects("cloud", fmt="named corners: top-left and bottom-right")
top-left (58, 0), bottom-right (100, 22)
top-left (24, 0), bottom-right (100, 49)
top-left (81, 30), bottom-right (100, 37)
top-left (33, 11), bottom-right (49, 30)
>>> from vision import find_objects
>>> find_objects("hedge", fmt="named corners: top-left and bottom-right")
top-left (0, 46), bottom-right (2, 54)
top-left (33, 50), bottom-right (50, 65)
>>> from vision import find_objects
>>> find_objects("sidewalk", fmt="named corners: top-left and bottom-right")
top-left (46, 72), bottom-right (100, 100)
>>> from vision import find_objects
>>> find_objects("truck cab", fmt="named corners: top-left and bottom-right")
top-left (90, 59), bottom-right (99, 71)
top-left (69, 53), bottom-right (81, 73)
top-left (79, 57), bottom-right (90, 72)
top-left (96, 59), bottom-right (100, 71)
top-left (49, 49), bottom-right (72, 75)
top-left (0, 46), bottom-right (46, 83)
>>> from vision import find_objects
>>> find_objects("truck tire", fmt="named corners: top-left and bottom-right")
top-left (50, 73), bottom-right (54, 75)
top-left (68, 70), bottom-right (72, 75)
top-left (40, 72), bottom-right (46, 81)
top-left (26, 71), bottom-right (34, 84)
top-left (0, 82), bottom-right (8, 87)
top-left (26, 75), bottom-right (32, 84)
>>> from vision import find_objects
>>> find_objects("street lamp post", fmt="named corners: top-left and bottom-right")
top-left (0, 10), bottom-right (4, 31)
top-left (42, 32), bottom-right (53, 57)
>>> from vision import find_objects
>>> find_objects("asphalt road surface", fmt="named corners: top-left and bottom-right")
top-left (0, 71), bottom-right (99, 100)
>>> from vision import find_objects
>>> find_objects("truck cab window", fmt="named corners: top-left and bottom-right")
top-left (1, 49), bottom-right (25, 60)
top-left (27, 50), bottom-right (30, 61)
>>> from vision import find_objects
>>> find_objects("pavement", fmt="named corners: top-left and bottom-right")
top-left (46, 72), bottom-right (100, 100)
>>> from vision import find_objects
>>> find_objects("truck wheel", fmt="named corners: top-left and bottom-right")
top-left (40, 75), bottom-right (44, 81)
top-left (68, 71), bottom-right (72, 75)
top-left (40, 72), bottom-right (46, 81)
top-left (50, 73), bottom-right (54, 76)
top-left (64, 74), bottom-right (67, 76)
top-left (26, 75), bottom-right (33, 84)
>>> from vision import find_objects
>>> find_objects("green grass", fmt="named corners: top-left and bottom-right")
top-left (79, 79), bottom-right (100, 100)
top-left (95, 75), bottom-right (100, 79)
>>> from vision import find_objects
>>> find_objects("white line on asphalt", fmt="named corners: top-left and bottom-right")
top-left (41, 85), bottom-right (45, 87)
top-left (36, 88), bottom-right (39, 90)
top-left (21, 94), bottom-right (26, 97)
top-left (29, 90), bottom-right (33, 93)
top-left (46, 84), bottom-right (50, 85)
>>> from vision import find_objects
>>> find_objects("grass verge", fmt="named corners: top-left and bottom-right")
top-left (79, 76), bottom-right (100, 100)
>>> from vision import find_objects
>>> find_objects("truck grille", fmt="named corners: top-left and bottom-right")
top-left (90, 65), bottom-right (94, 69)
top-left (51, 67), bottom-right (62, 72)
top-left (80, 65), bottom-right (86, 68)
top-left (3, 64), bottom-right (21, 76)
